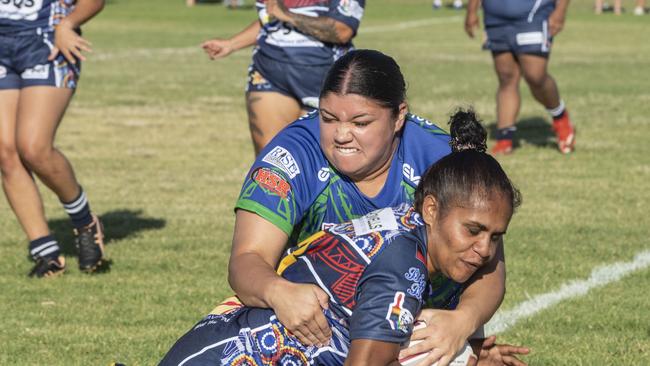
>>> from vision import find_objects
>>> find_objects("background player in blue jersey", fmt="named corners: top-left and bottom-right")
top-left (0, 0), bottom-right (105, 277)
top-left (224, 50), bottom-right (523, 365)
top-left (201, 0), bottom-right (364, 154)
top-left (159, 111), bottom-right (524, 365)
top-left (465, 0), bottom-right (576, 155)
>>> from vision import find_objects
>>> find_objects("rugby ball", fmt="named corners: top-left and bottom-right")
top-left (399, 321), bottom-right (474, 366)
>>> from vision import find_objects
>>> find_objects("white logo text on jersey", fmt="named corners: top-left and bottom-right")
top-left (402, 163), bottom-right (420, 186)
top-left (262, 146), bottom-right (301, 179)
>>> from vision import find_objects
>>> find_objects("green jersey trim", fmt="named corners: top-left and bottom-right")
top-left (235, 199), bottom-right (294, 236)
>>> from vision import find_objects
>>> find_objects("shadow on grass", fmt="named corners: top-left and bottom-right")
top-left (487, 116), bottom-right (555, 150)
top-left (49, 209), bottom-right (166, 257)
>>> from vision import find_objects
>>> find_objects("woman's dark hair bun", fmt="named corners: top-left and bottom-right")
top-left (448, 107), bottom-right (487, 153)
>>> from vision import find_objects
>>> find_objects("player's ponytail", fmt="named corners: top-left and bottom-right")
top-left (414, 107), bottom-right (521, 217)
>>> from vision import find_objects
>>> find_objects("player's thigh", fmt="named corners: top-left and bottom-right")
top-left (246, 91), bottom-right (303, 130)
top-left (0, 89), bottom-right (21, 165)
top-left (518, 53), bottom-right (550, 86)
top-left (16, 86), bottom-right (74, 155)
top-left (492, 52), bottom-right (521, 85)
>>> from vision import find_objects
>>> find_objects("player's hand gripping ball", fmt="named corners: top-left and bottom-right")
top-left (399, 321), bottom-right (474, 366)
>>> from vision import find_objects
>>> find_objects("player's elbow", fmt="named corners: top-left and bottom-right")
top-left (335, 24), bottom-right (355, 44)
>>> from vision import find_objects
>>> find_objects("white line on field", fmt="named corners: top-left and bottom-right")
top-left (485, 249), bottom-right (650, 335)
top-left (92, 16), bottom-right (462, 61)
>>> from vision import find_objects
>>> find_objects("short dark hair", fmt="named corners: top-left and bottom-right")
top-left (320, 49), bottom-right (406, 117)
top-left (414, 108), bottom-right (522, 217)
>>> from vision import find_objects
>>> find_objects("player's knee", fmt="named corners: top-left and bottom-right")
top-left (0, 145), bottom-right (22, 175)
top-left (17, 142), bottom-right (50, 170)
top-left (496, 70), bottom-right (519, 87)
top-left (523, 72), bottom-right (547, 90)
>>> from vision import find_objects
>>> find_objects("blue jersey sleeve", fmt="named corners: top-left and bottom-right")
top-left (235, 112), bottom-right (327, 235)
top-left (348, 234), bottom-right (428, 344)
top-left (328, 0), bottom-right (365, 36)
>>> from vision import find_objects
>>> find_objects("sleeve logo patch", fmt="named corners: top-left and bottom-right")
top-left (262, 146), bottom-right (301, 179)
top-left (252, 167), bottom-right (292, 200)
top-left (386, 291), bottom-right (413, 333)
top-left (337, 0), bottom-right (364, 20)
top-left (352, 207), bottom-right (399, 236)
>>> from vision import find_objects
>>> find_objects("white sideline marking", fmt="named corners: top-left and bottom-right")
top-left (92, 17), bottom-right (462, 61)
top-left (485, 249), bottom-right (650, 335)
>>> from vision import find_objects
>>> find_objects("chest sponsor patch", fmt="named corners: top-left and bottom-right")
top-left (352, 207), bottom-right (398, 236)
top-left (262, 146), bottom-right (301, 179)
top-left (252, 167), bottom-right (292, 199)
top-left (0, 66), bottom-right (6, 79)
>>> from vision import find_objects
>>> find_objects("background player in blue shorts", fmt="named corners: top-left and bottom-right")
top-left (219, 50), bottom-right (528, 364)
top-left (465, 0), bottom-right (576, 155)
top-left (201, 0), bottom-right (364, 155)
top-left (159, 111), bottom-right (524, 365)
top-left (0, 0), bottom-right (105, 277)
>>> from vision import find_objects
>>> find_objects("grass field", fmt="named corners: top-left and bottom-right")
top-left (1, 0), bottom-right (649, 364)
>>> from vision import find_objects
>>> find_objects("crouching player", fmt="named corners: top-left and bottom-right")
top-left (160, 112), bottom-right (527, 365)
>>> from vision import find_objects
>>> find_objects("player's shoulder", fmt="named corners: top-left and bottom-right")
top-left (257, 110), bottom-right (327, 177)
top-left (403, 113), bottom-right (449, 140)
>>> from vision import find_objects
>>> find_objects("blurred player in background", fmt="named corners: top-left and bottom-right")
top-left (594, 0), bottom-right (646, 15)
top-left (433, 0), bottom-right (464, 10)
top-left (202, 0), bottom-right (364, 155)
top-left (0, 0), bottom-right (106, 277)
top-left (465, 0), bottom-right (576, 155)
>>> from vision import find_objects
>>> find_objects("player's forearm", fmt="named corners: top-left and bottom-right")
top-left (228, 20), bottom-right (261, 51)
top-left (466, 0), bottom-right (481, 14)
top-left (456, 243), bottom-right (506, 333)
top-left (554, 0), bottom-right (570, 17)
top-left (228, 252), bottom-right (288, 308)
top-left (60, 0), bottom-right (104, 28)
top-left (286, 15), bottom-right (353, 44)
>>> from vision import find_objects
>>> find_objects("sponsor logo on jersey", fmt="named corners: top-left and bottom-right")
top-left (337, 0), bottom-right (364, 20)
top-left (352, 208), bottom-right (398, 236)
top-left (386, 291), bottom-right (413, 333)
top-left (402, 163), bottom-right (421, 186)
top-left (404, 267), bottom-right (427, 298)
top-left (0, 66), bottom-right (6, 79)
top-left (262, 146), bottom-right (301, 179)
top-left (516, 31), bottom-right (544, 46)
top-left (252, 167), bottom-right (292, 199)
top-left (250, 70), bottom-right (268, 86)
top-left (317, 167), bottom-right (330, 182)
top-left (21, 64), bottom-right (49, 80)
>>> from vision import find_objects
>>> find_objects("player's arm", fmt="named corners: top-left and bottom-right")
top-left (345, 339), bottom-right (401, 366)
top-left (401, 242), bottom-right (504, 366)
top-left (266, 0), bottom-right (354, 44)
top-left (50, 0), bottom-right (105, 64)
top-left (202, 20), bottom-right (261, 59)
top-left (549, 0), bottom-right (570, 36)
top-left (464, 0), bottom-right (481, 38)
top-left (228, 210), bottom-right (332, 346)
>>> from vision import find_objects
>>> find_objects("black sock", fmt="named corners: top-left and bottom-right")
top-left (496, 126), bottom-right (517, 141)
top-left (62, 187), bottom-right (93, 229)
top-left (29, 234), bottom-right (61, 261)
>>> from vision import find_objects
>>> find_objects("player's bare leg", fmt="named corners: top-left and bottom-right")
top-left (518, 54), bottom-right (561, 110)
top-left (491, 52), bottom-right (521, 154)
top-left (246, 91), bottom-right (304, 156)
top-left (0, 89), bottom-right (50, 240)
top-left (17, 86), bottom-right (105, 272)
top-left (519, 54), bottom-right (575, 153)
top-left (16, 86), bottom-right (81, 201)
